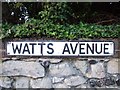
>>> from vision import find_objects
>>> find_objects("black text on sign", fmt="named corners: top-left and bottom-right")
top-left (7, 41), bottom-right (114, 56)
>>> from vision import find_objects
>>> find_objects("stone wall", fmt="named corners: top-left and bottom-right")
top-left (0, 57), bottom-right (120, 89)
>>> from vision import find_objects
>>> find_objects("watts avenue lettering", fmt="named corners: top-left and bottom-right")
top-left (62, 43), bottom-right (110, 55)
top-left (7, 41), bottom-right (114, 56)
top-left (10, 42), bottom-right (54, 55)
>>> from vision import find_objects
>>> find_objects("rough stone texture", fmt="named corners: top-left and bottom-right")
top-left (74, 60), bottom-right (88, 75)
top-left (0, 62), bottom-right (2, 75)
top-left (30, 78), bottom-right (42, 88)
top-left (76, 84), bottom-right (91, 88)
top-left (53, 83), bottom-right (70, 88)
top-left (0, 77), bottom-right (13, 88)
top-left (31, 76), bottom-right (52, 88)
top-left (88, 58), bottom-right (110, 62)
top-left (107, 59), bottom-right (119, 74)
top-left (88, 78), bottom-right (103, 87)
top-left (102, 76), bottom-right (116, 86)
top-left (86, 62), bottom-right (105, 78)
top-left (14, 77), bottom-right (29, 88)
top-left (0, 61), bottom-right (45, 78)
top-left (0, 58), bottom-right (119, 88)
top-left (0, 86), bottom-right (2, 90)
top-left (64, 75), bottom-right (87, 86)
top-left (38, 58), bottom-right (62, 64)
top-left (52, 77), bottom-right (64, 84)
top-left (49, 62), bottom-right (77, 77)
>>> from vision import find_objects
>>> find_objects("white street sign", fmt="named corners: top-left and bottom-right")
top-left (7, 41), bottom-right (114, 56)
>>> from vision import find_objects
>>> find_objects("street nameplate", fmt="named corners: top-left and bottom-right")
top-left (7, 41), bottom-right (114, 56)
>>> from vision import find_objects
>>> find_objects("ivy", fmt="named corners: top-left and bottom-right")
top-left (1, 18), bottom-right (120, 40)
top-left (38, 2), bottom-right (72, 24)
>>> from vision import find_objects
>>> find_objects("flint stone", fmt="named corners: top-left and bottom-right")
top-left (102, 76), bottom-right (115, 86)
top-left (113, 74), bottom-right (120, 86)
top-left (88, 60), bottom-right (97, 65)
top-left (0, 77), bottom-right (13, 88)
top-left (0, 61), bottom-right (45, 78)
top-left (116, 79), bottom-right (120, 86)
top-left (88, 78), bottom-right (102, 87)
top-left (64, 75), bottom-right (87, 86)
top-left (31, 76), bottom-right (52, 88)
top-left (86, 62), bottom-right (105, 78)
top-left (49, 62), bottom-right (77, 77)
top-left (74, 60), bottom-right (88, 75)
top-left (107, 59), bottom-right (119, 74)
top-left (14, 77), bottom-right (29, 88)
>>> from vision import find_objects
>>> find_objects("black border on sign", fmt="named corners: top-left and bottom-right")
top-left (5, 40), bottom-right (115, 57)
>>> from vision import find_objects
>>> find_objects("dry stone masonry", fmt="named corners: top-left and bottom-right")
top-left (0, 58), bottom-right (120, 89)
